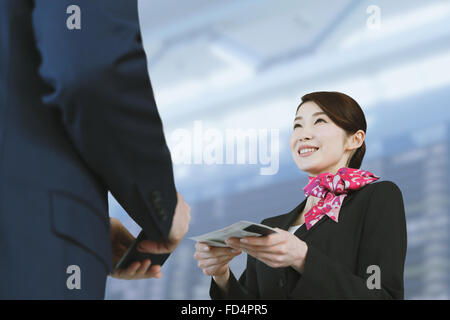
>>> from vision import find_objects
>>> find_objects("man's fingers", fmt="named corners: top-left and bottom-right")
top-left (137, 263), bottom-right (161, 279)
top-left (135, 259), bottom-right (151, 276)
top-left (146, 265), bottom-right (162, 278)
top-left (116, 261), bottom-right (141, 279)
top-left (113, 261), bottom-right (163, 279)
top-left (147, 270), bottom-right (162, 279)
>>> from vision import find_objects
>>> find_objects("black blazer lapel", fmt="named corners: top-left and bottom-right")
top-left (278, 199), bottom-right (307, 231)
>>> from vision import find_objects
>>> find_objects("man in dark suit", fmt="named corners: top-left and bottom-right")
top-left (0, 0), bottom-right (190, 299)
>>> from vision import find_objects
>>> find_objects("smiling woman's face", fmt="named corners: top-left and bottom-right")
top-left (289, 101), bottom-right (361, 177)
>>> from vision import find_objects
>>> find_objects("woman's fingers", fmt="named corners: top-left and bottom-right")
top-left (194, 248), bottom-right (242, 268)
top-left (225, 232), bottom-right (290, 254)
top-left (195, 242), bottom-right (231, 253)
top-left (227, 240), bottom-right (284, 254)
top-left (242, 248), bottom-right (284, 267)
top-left (195, 242), bottom-right (240, 257)
top-left (197, 252), bottom-right (241, 268)
top-left (238, 231), bottom-right (285, 247)
top-left (194, 242), bottom-right (242, 276)
top-left (238, 243), bottom-right (286, 254)
top-left (243, 247), bottom-right (278, 261)
top-left (194, 248), bottom-right (240, 259)
top-left (195, 242), bottom-right (211, 251)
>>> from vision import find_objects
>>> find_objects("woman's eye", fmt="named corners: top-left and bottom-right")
top-left (293, 118), bottom-right (326, 129)
top-left (315, 118), bottom-right (326, 124)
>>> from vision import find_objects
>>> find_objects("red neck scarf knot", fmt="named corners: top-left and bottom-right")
top-left (302, 167), bottom-right (379, 230)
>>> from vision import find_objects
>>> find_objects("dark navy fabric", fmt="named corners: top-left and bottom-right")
top-left (0, 0), bottom-right (177, 299)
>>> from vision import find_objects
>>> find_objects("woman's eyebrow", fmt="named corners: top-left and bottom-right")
top-left (294, 111), bottom-right (326, 121)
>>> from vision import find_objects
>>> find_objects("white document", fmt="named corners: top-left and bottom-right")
top-left (189, 220), bottom-right (278, 247)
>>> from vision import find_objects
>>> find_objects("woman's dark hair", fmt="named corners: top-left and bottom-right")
top-left (296, 91), bottom-right (367, 169)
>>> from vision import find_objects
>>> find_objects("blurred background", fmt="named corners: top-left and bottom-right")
top-left (106, 0), bottom-right (450, 299)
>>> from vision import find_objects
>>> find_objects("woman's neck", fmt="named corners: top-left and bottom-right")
top-left (306, 196), bottom-right (320, 211)
top-left (294, 196), bottom-right (320, 226)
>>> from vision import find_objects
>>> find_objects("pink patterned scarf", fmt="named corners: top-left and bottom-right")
top-left (302, 167), bottom-right (380, 230)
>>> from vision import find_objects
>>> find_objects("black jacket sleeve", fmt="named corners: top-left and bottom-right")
top-left (210, 254), bottom-right (260, 299)
top-left (289, 181), bottom-right (407, 299)
top-left (31, 0), bottom-right (176, 240)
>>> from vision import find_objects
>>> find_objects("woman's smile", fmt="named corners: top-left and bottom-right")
top-left (298, 145), bottom-right (320, 157)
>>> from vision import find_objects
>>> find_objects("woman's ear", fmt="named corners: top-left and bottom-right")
top-left (348, 130), bottom-right (365, 150)
top-left (345, 130), bottom-right (364, 167)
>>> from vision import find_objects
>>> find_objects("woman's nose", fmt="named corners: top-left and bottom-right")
top-left (300, 130), bottom-right (313, 141)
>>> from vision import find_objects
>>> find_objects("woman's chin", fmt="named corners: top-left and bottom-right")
top-left (296, 162), bottom-right (319, 173)
top-left (293, 154), bottom-right (328, 174)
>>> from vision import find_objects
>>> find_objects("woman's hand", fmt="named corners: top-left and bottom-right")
top-left (109, 217), bottom-right (162, 280)
top-left (226, 228), bottom-right (308, 273)
top-left (194, 242), bottom-right (242, 288)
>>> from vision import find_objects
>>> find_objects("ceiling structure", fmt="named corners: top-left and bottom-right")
top-left (138, 0), bottom-right (450, 127)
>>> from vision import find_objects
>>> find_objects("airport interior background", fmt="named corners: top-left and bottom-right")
top-left (106, 0), bottom-right (450, 299)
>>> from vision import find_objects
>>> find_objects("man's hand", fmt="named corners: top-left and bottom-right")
top-left (109, 217), bottom-right (162, 280)
top-left (137, 192), bottom-right (191, 254)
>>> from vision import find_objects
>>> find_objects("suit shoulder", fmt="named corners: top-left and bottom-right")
top-left (363, 180), bottom-right (406, 227)
top-left (366, 180), bottom-right (403, 198)
top-left (354, 179), bottom-right (400, 195)
top-left (349, 180), bottom-right (403, 207)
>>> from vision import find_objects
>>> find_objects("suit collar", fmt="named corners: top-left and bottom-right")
top-left (278, 199), bottom-right (307, 231)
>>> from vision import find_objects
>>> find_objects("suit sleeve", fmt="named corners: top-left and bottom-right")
top-left (210, 254), bottom-right (260, 299)
top-left (289, 181), bottom-right (407, 299)
top-left (31, 0), bottom-right (176, 240)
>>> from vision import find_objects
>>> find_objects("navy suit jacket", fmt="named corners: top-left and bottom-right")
top-left (0, 0), bottom-right (177, 298)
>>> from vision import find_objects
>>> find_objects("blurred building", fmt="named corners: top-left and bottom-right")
top-left (105, 0), bottom-right (450, 299)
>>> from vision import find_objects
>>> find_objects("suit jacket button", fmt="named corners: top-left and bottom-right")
top-left (150, 190), bottom-right (167, 221)
top-left (157, 208), bottom-right (167, 221)
top-left (278, 277), bottom-right (286, 288)
top-left (154, 198), bottom-right (163, 208)
top-left (151, 190), bottom-right (162, 202)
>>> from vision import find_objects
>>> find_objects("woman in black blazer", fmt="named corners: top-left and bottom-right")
top-left (194, 91), bottom-right (407, 299)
